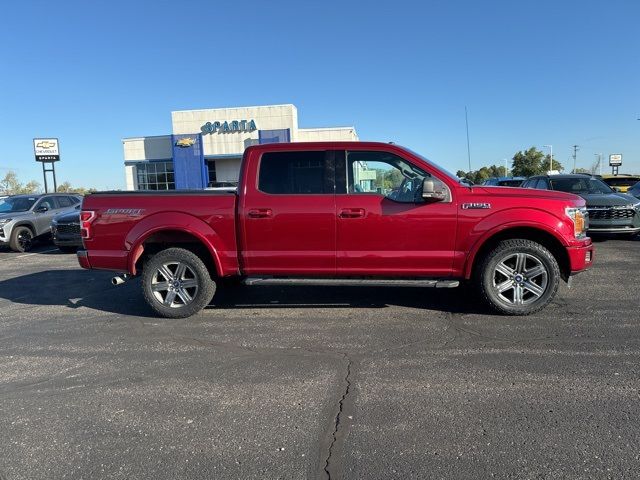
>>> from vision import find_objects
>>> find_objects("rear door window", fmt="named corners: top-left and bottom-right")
top-left (57, 196), bottom-right (74, 208)
top-left (258, 151), bottom-right (332, 194)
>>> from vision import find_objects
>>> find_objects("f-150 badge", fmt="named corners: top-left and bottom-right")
top-left (462, 203), bottom-right (491, 209)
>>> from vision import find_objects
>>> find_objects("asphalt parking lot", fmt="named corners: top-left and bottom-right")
top-left (1, 238), bottom-right (639, 480)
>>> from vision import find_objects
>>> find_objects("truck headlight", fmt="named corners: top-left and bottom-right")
top-left (566, 207), bottom-right (587, 238)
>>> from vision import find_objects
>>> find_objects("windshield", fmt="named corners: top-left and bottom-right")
top-left (549, 177), bottom-right (614, 195)
top-left (0, 197), bottom-right (38, 213)
top-left (400, 146), bottom-right (462, 184)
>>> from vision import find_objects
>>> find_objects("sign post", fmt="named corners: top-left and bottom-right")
top-left (33, 138), bottom-right (60, 192)
top-left (609, 154), bottom-right (622, 176)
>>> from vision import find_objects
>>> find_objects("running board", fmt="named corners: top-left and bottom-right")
top-left (242, 277), bottom-right (460, 288)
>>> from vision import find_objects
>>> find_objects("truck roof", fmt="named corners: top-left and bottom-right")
top-left (245, 141), bottom-right (400, 152)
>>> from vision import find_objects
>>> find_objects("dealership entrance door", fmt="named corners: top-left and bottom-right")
top-left (206, 157), bottom-right (243, 187)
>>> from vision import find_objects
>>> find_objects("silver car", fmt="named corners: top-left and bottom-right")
top-left (0, 194), bottom-right (82, 252)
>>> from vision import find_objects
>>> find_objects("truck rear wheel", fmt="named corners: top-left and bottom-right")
top-left (142, 247), bottom-right (216, 318)
top-left (476, 239), bottom-right (560, 315)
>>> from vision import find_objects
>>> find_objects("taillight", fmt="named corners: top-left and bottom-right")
top-left (80, 210), bottom-right (96, 239)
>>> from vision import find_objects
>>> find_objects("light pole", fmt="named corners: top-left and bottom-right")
top-left (595, 153), bottom-right (603, 176)
top-left (504, 158), bottom-right (509, 177)
top-left (543, 145), bottom-right (553, 172)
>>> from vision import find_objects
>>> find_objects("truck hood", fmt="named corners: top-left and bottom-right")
top-left (578, 192), bottom-right (640, 207)
top-left (472, 186), bottom-right (583, 204)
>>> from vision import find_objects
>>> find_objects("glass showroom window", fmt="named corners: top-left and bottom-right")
top-left (136, 162), bottom-right (175, 190)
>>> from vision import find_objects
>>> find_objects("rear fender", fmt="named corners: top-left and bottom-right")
top-left (124, 212), bottom-right (234, 276)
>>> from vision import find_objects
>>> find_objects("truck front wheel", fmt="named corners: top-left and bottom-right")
top-left (142, 248), bottom-right (216, 318)
top-left (476, 239), bottom-right (560, 315)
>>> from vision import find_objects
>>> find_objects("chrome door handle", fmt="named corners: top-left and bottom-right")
top-left (248, 208), bottom-right (273, 219)
top-left (339, 208), bottom-right (365, 219)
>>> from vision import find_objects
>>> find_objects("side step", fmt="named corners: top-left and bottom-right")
top-left (242, 277), bottom-right (460, 288)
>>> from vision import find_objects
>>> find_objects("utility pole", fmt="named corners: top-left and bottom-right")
top-left (572, 145), bottom-right (580, 173)
top-left (465, 106), bottom-right (471, 171)
top-left (543, 145), bottom-right (553, 172)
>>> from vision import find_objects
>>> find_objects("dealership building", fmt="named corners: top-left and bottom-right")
top-left (123, 104), bottom-right (359, 190)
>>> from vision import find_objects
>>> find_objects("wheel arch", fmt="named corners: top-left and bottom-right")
top-left (131, 228), bottom-right (223, 279)
top-left (123, 212), bottom-right (238, 278)
top-left (11, 221), bottom-right (36, 234)
top-left (465, 225), bottom-right (571, 282)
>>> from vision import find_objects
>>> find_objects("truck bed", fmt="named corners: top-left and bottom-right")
top-left (80, 191), bottom-right (239, 275)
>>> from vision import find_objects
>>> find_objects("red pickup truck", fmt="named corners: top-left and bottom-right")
top-left (78, 142), bottom-right (593, 318)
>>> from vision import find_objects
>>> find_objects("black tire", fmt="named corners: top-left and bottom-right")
top-left (475, 239), bottom-right (560, 315)
top-left (142, 247), bottom-right (216, 319)
top-left (9, 226), bottom-right (34, 253)
top-left (58, 246), bottom-right (78, 253)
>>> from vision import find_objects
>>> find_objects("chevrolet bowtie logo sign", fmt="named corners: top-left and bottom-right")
top-left (175, 137), bottom-right (196, 148)
top-left (33, 138), bottom-right (61, 163)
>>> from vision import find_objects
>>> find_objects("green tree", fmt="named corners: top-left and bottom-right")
top-left (456, 165), bottom-right (507, 184)
top-left (0, 171), bottom-right (41, 194)
top-left (56, 182), bottom-right (97, 195)
top-left (511, 147), bottom-right (563, 177)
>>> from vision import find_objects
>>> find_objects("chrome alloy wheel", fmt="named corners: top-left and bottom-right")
top-left (151, 262), bottom-right (199, 308)
top-left (492, 252), bottom-right (548, 306)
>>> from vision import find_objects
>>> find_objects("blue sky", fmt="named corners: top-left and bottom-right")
top-left (0, 0), bottom-right (638, 189)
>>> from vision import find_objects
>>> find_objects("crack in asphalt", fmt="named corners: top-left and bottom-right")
top-left (323, 354), bottom-right (353, 480)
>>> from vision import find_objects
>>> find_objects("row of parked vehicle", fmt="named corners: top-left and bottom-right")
top-left (0, 193), bottom-right (83, 252)
top-left (482, 174), bottom-right (640, 237)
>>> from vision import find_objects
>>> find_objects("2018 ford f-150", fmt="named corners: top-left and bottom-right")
top-left (78, 142), bottom-right (594, 318)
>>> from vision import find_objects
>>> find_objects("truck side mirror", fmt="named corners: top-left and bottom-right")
top-left (35, 205), bottom-right (49, 213)
top-left (422, 178), bottom-right (447, 202)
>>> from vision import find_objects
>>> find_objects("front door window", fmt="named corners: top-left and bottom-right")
top-left (347, 151), bottom-right (429, 203)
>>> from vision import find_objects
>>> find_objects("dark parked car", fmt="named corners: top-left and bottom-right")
top-left (522, 174), bottom-right (640, 236)
top-left (627, 181), bottom-right (640, 200)
top-left (51, 205), bottom-right (82, 253)
top-left (482, 176), bottom-right (526, 187)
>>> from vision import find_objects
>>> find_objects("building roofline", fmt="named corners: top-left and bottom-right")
top-left (171, 103), bottom-right (297, 115)
top-left (122, 135), bottom-right (172, 142)
top-left (299, 126), bottom-right (356, 132)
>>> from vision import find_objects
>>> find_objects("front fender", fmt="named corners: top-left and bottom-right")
top-left (124, 212), bottom-right (238, 276)
top-left (459, 208), bottom-right (572, 279)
